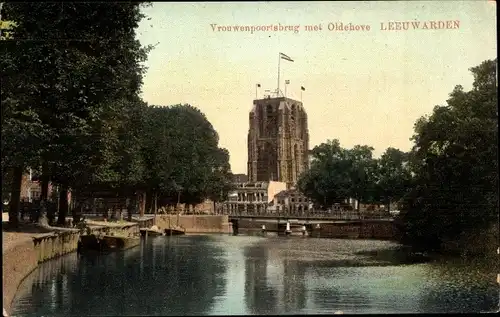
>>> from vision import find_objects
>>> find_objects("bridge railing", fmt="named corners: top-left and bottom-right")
top-left (224, 209), bottom-right (393, 220)
top-left (79, 209), bottom-right (393, 220)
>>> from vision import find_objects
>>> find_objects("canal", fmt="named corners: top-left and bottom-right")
top-left (11, 235), bottom-right (499, 315)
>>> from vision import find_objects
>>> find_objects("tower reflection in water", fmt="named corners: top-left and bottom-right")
top-left (243, 243), bottom-right (307, 315)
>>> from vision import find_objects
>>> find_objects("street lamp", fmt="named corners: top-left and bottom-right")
top-left (3, 193), bottom-right (10, 206)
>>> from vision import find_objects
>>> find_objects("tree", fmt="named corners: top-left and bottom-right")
top-left (207, 148), bottom-right (235, 210)
top-left (374, 147), bottom-right (412, 211)
top-left (344, 145), bottom-right (377, 210)
top-left (1, 11), bottom-right (49, 226)
top-left (298, 140), bottom-right (383, 211)
top-left (1, 2), bottom-right (152, 225)
top-left (139, 105), bottom-right (176, 209)
top-left (297, 139), bottom-right (351, 208)
top-left (398, 59), bottom-right (498, 252)
top-left (139, 104), bottom-right (232, 211)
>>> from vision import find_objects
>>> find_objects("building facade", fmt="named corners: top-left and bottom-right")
top-left (247, 97), bottom-right (309, 189)
top-left (19, 169), bottom-right (71, 205)
top-left (224, 181), bottom-right (287, 215)
top-left (268, 188), bottom-right (312, 214)
top-left (20, 173), bottom-right (42, 202)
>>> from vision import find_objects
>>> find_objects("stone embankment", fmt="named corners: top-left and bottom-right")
top-left (2, 219), bottom-right (140, 316)
top-left (235, 218), bottom-right (396, 240)
top-left (2, 215), bottom-right (231, 315)
top-left (154, 215), bottom-right (232, 234)
top-left (2, 227), bottom-right (79, 315)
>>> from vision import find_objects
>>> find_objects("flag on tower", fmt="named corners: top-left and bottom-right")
top-left (257, 84), bottom-right (261, 87)
top-left (280, 52), bottom-right (294, 62)
top-left (285, 80), bottom-right (290, 84)
top-left (301, 86), bottom-right (305, 91)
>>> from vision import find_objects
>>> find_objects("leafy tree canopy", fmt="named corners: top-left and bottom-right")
top-left (398, 59), bottom-right (498, 251)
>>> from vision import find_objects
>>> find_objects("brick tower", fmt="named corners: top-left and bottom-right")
top-left (247, 96), bottom-right (309, 188)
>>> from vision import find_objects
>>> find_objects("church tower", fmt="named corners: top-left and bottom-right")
top-left (247, 96), bottom-right (309, 189)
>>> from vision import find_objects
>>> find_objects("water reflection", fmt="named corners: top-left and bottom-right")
top-left (11, 235), bottom-right (500, 316)
top-left (243, 244), bottom-right (279, 314)
top-left (282, 258), bottom-right (307, 312)
top-left (12, 236), bottom-right (228, 316)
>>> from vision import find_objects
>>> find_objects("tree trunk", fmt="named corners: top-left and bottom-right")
top-left (139, 192), bottom-right (145, 218)
top-left (356, 197), bottom-right (361, 219)
top-left (143, 191), bottom-right (149, 215)
top-left (151, 192), bottom-right (156, 214)
top-left (127, 197), bottom-right (133, 222)
top-left (153, 192), bottom-right (158, 224)
top-left (57, 185), bottom-right (69, 226)
top-left (40, 161), bottom-right (49, 202)
top-left (8, 166), bottom-right (23, 227)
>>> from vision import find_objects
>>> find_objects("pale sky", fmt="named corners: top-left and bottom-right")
top-left (136, 1), bottom-right (497, 174)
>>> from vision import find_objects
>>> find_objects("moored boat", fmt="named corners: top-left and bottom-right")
top-left (140, 228), bottom-right (164, 237)
top-left (78, 234), bottom-right (140, 253)
top-left (164, 227), bottom-right (186, 236)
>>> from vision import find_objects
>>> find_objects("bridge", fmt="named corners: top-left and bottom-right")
top-left (226, 209), bottom-right (393, 221)
top-left (227, 214), bottom-right (393, 222)
top-left (226, 210), bottom-right (396, 239)
top-left (76, 207), bottom-right (396, 239)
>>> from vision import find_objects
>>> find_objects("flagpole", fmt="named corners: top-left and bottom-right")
top-left (255, 84), bottom-right (258, 99)
top-left (277, 53), bottom-right (281, 97)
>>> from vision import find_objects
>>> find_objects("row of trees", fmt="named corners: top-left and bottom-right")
top-left (1, 2), bottom-right (232, 227)
top-left (298, 59), bottom-right (498, 252)
top-left (298, 140), bottom-right (411, 211)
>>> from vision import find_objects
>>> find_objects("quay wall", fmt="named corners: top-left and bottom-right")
top-left (3, 230), bottom-right (80, 315)
top-left (154, 215), bottom-right (232, 234)
top-left (3, 239), bottom-right (38, 316)
top-left (308, 221), bottom-right (396, 239)
top-left (2, 222), bottom-right (140, 315)
top-left (234, 218), bottom-right (396, 240)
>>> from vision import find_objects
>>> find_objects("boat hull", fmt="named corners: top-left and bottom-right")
top-left (140, 229), bottom-right (164, 237)
top-left (164, 228), bottom-right (185, 236)
top-left (78, 234), bottom-right (140, 253)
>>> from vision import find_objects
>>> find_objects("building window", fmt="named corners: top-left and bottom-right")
top-left (29, 190), bottom-right (41, 202)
